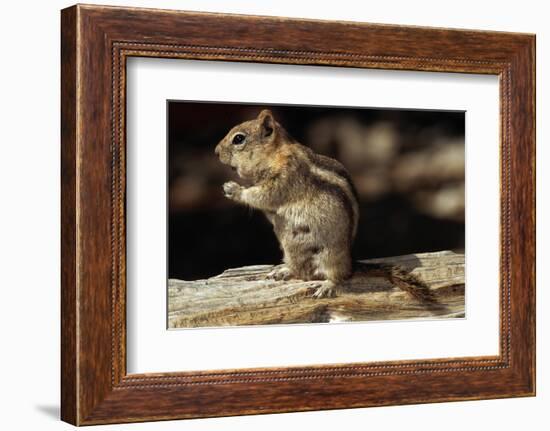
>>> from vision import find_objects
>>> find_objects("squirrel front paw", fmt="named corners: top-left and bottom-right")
top-left (267, 265), bottom-right (293, 281)
top-left (222, 181), bottom-right (243, 200)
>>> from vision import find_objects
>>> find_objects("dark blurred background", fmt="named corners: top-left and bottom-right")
top-left (168, 101), bottom-right (465, 281)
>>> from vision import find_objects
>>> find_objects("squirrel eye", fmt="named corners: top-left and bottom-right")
top-left (232, 133), bottom-right (246, 145)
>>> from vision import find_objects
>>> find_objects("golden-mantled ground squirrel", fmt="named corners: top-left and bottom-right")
top-left (215, 110), bottom-right (434, 301)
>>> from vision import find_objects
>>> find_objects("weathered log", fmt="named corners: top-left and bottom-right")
top-left (168, 250), bottom-right (464, 329)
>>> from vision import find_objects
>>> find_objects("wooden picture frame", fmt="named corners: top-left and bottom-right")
top-left (61, 4), bottom-right (535, 425)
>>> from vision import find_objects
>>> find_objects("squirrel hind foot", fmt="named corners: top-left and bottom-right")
top-left (312, 281), bottom-right (338, 299)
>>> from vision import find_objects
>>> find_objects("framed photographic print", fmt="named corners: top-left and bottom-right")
top-left (61, 4), bottom-right (535, 425)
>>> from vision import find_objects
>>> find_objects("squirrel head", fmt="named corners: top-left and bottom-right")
top-left (215, 109), bottom-right (282, 181)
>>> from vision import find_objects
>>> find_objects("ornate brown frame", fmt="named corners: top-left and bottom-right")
top-left (61, 4), bottom-right (535, 425)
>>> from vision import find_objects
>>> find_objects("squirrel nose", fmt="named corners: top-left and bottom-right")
top-left (214, 144), bottom-right (220, 156)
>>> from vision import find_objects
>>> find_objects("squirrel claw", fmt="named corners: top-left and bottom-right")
top-left (312, 283), bottom-right (338, 299)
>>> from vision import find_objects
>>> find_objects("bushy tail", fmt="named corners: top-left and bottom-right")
top-left (353, 262), bottom-right (436, 303)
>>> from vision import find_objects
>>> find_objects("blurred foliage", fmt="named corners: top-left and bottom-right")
top-left (168, 102), bottom-right (464, 280)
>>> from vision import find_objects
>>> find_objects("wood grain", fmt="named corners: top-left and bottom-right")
top-left (60, 6), bottom-right (78, 424)
top-left (61, 4), bottom-right (535, 425)
top-left (168, 251), bottom-right (465, 328)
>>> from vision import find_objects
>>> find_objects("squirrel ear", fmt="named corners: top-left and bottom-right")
top-left (258, 109), bottom-right (274, 138)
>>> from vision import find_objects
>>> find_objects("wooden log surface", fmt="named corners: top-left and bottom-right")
top-left (168, 250), bottom-right (464, 329)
